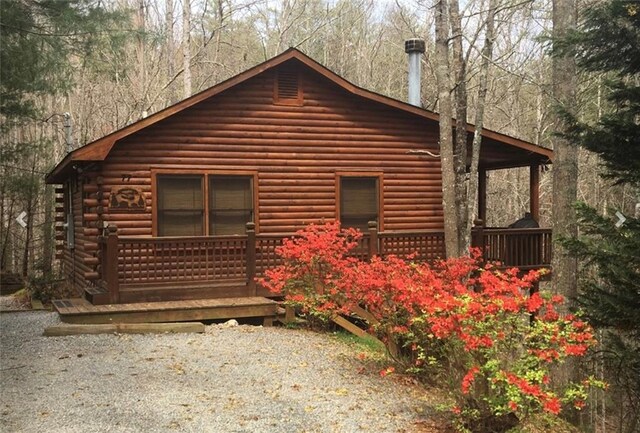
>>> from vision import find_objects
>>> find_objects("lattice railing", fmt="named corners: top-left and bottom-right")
top-left (378, 231), bottom-right (446, 261)
top-left (117, 235), bottom-right (248, 287)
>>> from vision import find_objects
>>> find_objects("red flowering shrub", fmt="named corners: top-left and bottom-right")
top-left (258, 221), bottom-right (362, 324)
top-left (259, 222), bottom-right (605, 432)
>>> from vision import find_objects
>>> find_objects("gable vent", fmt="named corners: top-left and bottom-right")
top-left (274, 68), bottom-right (302, 105)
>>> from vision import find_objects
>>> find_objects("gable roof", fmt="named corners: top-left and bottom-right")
top-left (46, 48), bottom-right (553, 183)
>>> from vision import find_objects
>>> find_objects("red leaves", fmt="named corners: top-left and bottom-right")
top-left (261, 221), bottom-right (600, 422)
top-left (526, 292), bottom-right (544, 312)
top-left (543, 398), bottom-right (562, 415)
top-left (462, 366), bottom-right (481, 394)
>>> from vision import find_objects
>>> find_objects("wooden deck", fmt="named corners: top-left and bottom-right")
top-left (52, 296), bottom-right (279, 325)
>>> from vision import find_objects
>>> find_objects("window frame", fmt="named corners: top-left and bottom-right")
top-left (208, 175), bottom-right (255, 236)
top-left (335, 172), bottom-right (384, 231)
top-left (156, 174), bottom-right (205, 237)
top-left (152, 169), bottom-right (258, 237)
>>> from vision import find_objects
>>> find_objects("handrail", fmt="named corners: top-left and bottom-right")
top-left (481, 228), bottom-right (552, 235)
top-left (118, 234), bottom-right (248, 243)
top-left (378, 229), bottom-right (448, 236)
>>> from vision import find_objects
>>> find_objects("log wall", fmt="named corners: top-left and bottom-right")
top-left (55, 62), bottom-right (445, 291)
top-left (101, 64), bottom-right (444, 237)
top-left (56, 178), bottom-right (97, 293)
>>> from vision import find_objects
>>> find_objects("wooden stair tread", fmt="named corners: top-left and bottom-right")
top-left (53, 296), bottom-right (279, 324)
top-left (84, 286), bottom-right (108, 295)
top-left (55, 296), bottom-right (276, 314)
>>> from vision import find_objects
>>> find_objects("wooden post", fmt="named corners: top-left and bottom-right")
top-left (471, 219), bottom-right (485, 253)
top-left (478, 168), bottom-right (487, 223)
top-left (530, 164), bottom-right (540, 222)
top-left (246, 222), bottom-right (257, 295)
top-left (368, 220), bottom-right (378, 259)
top-left (105, 225), bottom-right (120, 304)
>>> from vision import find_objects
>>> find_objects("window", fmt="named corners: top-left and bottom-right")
top-left (157, 175), bottom-right (204, 236)
top-left (209, 176), bottom-right (253, 235)
top-left (339, 176), bottom-right (379, 231)
top-left (156, 173), bottom-right (254, 236)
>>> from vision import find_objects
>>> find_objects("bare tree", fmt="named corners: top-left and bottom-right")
top-left (465, 0), bottom-right (497, 242)
top-left (434, 0), bottom-right (461, 258)
top-left (166, 0), bottom-right (177, 104)
top-left (550, 0), bottom-right (579, 418)
top-left (449, 0), bottom-right (470, 252)
top-left (183, 0), bottom-right (192, 98)
top-left (136, 0), bottom-right (147, 117)
top-left (551, 0), bottom-right (578, 305)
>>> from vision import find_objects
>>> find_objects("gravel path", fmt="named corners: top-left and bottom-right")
top-left (0, 295), bottom-right (29, 312)
top-left (0, 312), bottom-right (430, 433)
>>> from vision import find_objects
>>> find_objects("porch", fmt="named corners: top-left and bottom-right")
top-left (85, 221), bottom-right (552, 306)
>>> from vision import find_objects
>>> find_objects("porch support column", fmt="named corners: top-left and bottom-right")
top-left (478, 168), bottom-right (487, 223)
top-left (529, 164), bottom-right (540, 222)
top-left (246, 222), bottom-right (257, 296)
top-left (105, 225), bottom-right (120, 304)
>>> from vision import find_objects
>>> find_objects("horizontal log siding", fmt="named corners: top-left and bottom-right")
top-left (58, 181), bottom-right (91, 294)
top-left (100, 65), bottom-right (444, 236)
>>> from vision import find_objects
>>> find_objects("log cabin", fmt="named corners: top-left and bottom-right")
top-left (46, 47), bottom-right (553, 308)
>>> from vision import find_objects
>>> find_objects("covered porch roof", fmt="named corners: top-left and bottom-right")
top-left (474, 134), bottom-right (551, 171)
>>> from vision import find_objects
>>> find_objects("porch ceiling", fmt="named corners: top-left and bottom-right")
top-left (476, 136), bottom-right (552, 170)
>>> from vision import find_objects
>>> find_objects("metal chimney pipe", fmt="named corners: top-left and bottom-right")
top-left (405, 38), bottom-right (426, 107)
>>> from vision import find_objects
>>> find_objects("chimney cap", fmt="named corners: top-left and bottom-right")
top-left (405, 38), bottom-right (426, 54)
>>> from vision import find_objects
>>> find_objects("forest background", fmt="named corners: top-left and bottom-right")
top-left (1, 0), bottom-right (638, 432)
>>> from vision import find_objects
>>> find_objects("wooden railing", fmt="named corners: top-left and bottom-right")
top-left (378, 230), bottom-right (446, 261)
top-left (255, 234), bottom-right (285, 275)
top-left (473, 226), bottom-right (552, 269)
top-left (98, 222), bottom-right (551, 304)
top-left (117, 235), bottom-right (248, 287)
top-left (100, 224), bottom-right (257, 303)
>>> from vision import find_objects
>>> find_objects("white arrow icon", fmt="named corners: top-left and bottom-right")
top-left (615, 211), bottom-right (626, 228)
top-left (16, 211), bottom-right (27, 228)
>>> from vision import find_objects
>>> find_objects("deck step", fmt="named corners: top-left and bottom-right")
top-left (53, 296), bottom-right (279, 325)
top-left (117, 280), bottom-right (250, 304)
top-left (83, 286), bottom-right (109, 305)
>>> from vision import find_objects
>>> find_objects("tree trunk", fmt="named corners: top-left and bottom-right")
top-left (21, 186), bottom-right (34, 279)
top-left (166, 0), bottom-right (177, 104)
top-left (183, 0), bottom-right (192, 99)
top-left (449, 0), bottom-right (469, 253)
top-left (0, 197), bottom-right (15, 272)
top-left (465, 0), bottom-right (496, 247)
top-left (551, 0), bottom-right (579, 420)
top-left (551, 0), bottom-right (578, 307)
top-left (434, 0), bottom-right (460, 258)
top-left (136, 0), bottom-right (147, 116)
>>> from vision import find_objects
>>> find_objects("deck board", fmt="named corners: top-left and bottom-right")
top-left (53, 297), bottom-right (279, 325)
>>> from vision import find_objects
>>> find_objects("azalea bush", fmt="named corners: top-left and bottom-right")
top-left (258, 221), bottom-right (362, 325)
top-left (259, 221), bottom-right (605, 432)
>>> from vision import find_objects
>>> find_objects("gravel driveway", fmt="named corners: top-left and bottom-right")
top-left (1, 312), bottom-right (428, 433)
